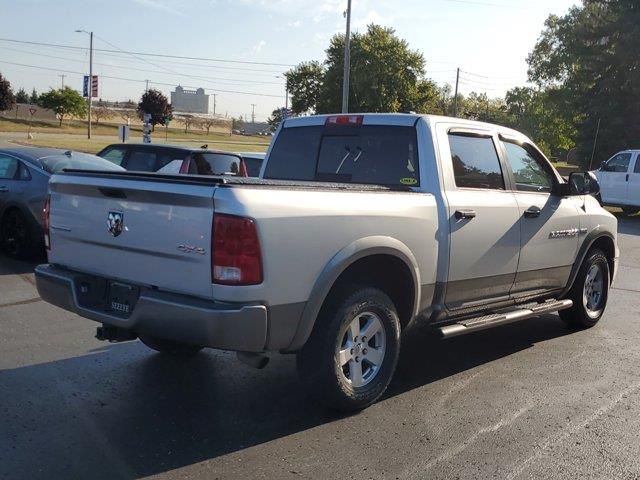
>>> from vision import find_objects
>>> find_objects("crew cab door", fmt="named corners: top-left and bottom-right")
top-left (499, 138), bottom-right (581, 294)
top-left (624, 153), bottom-right (640, 207)
top-left (598, 152), bottom-right (633, 205)
top-left (442, 129), bottom-right (521, 309)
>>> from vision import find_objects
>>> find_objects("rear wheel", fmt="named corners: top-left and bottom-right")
top-left (139, 335), bottom-right (203, 356)
top-left (0, 209), bottom-right (33, 258)
top-left (560, 249), bottom-right (609, 328)
top-left (296, 285), bottom-right (401, 412)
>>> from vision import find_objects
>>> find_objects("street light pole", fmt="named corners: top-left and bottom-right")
top-left (76, 29), bottom-right (93, 139)
top-left (88, 31), bottom-right (93, 139)
top-left (341, 0), bottom-right (352, 113)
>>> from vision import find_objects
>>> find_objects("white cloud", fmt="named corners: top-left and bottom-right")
top-left (132, 0), bottom-right (184, 15)
top-left (252, 40), bottom-right (267, 53)
top-left (287, 19), bottom-right (303, 28)
top-left (352, 9), bottom-right (389, 30)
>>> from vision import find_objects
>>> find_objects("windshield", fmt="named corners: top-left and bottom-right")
top-left (264, 125), bottom-right (419, 186)
top-left (40, 152), bottom-right (125, 174)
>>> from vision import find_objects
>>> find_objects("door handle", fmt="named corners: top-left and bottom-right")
top-left (454, 209), bottom-right (476, 220)
top-left (0, 186), bottom-right (8, 193)
top-left (524, 206), bottom-right (541, 218)
top-left (626, 174), bottom-right (629, 182)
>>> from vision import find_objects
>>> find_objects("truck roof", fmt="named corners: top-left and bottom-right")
top-left (282, 113), bottom-right (529, 142)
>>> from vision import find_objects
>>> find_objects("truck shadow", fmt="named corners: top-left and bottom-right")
top-left (0, 252), bottom-right (42, 276)
top-left (0, 314), bottom-right (573, 479)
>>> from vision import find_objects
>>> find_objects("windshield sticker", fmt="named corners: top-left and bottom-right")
top-left (400, 177), bottom-right (418, 186)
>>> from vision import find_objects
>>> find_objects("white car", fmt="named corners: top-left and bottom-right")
top-left (36, 114), bottom-right (618, 411)
top-left (594, 149), bottom-right (640, 214)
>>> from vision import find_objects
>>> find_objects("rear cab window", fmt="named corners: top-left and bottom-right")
top-left (264, 123), bottom-right (419, 187)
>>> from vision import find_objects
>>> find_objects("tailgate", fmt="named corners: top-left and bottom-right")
top-left (48, 172), bottom-right (216, 299)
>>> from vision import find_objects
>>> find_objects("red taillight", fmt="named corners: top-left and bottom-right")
top-left (325, 115), bottom-right (364, 126)
top-left (43, 195), bottom-right (51, 251)
top-left (212, 214), bottom-right (262, 285)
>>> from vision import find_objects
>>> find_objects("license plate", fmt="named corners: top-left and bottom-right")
top-left (107, 281), bottom-right (139, 316)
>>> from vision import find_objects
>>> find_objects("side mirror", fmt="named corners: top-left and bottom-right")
top-left (568, 171), bottom-right (600, 196)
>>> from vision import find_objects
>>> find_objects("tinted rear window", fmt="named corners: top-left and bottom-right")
top-left (264, 125), bottom-right (419, 186)
top-left (192, 153), bottom-right (242, 175)
top-left (242, 157), bottom-right (263, 177)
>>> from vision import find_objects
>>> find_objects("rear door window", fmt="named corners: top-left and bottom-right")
top-left (264, 125), bottom-right (419, 186)
top-left (448, 134), bottom-right (505, 190)
top-left (0, 155), bottom-right (18, 179)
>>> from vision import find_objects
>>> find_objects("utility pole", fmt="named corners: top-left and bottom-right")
top-left (59, 74), bottom-right (66, 88)
top-left (75, 30), bottom-right (94, 139)
top-left (251, 104), bottom-right (256, 123)
top-left (145, 79), bottom-right (149, 92)
top-left (589, 118), bottom-right (602, 170)
top-left (453, 67), bottom-right (460, 118)
top-left (213, 94), bottom-right (217, 116)
top-left (341, 0), bottom-right (352, 113)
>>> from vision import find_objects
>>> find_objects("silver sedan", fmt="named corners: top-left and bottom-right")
top-left (0, 147), bottom-right (123, 258)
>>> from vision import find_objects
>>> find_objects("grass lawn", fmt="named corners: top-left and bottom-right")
top-left (0, 117), bottom-right (271, 150)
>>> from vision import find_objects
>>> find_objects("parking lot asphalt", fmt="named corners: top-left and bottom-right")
top-left (2, 216), bottom-right (640, 480)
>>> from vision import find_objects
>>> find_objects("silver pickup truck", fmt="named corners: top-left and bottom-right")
top-left (36, 114), bottom-right (618, 411)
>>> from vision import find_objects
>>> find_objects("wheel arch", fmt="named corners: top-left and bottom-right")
top-left (286, 236), bottom-right (421, 352)
top-left (562, 229), bottom-right (616, 297)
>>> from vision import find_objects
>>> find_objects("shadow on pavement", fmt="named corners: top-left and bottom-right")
top-left (616, 215), bottom-right (640, 236)
top-left (0, 252), bottom-right (43, 276)
top-left (0, 314), bottom-right (572, 479)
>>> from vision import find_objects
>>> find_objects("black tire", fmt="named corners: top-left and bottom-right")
top-left (139, 335), bottom-right (203, 356)
top-left (296, 285), bottom-right (401, 412)
top-left (560, 249), bottom-right (610, 328)
top-left (622, 206), bottom-right (640, 215)
top-left (0, 209), bottom-right (33, 259)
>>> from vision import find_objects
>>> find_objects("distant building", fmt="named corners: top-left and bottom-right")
top-left (170, 86), bottom-right (209, 114)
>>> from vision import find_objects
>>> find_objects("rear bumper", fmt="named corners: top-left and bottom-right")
top-left (35, 264), bottom-right (268, 352)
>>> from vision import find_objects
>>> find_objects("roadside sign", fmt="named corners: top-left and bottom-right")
top-left (143, 113), bottom-right (152, 123)
top-left (118, 125), bottom-right (130, 143)
top-left (83, 75), bottom-right (99, 98)
top-left (28, 108), bottom-right (36, 116)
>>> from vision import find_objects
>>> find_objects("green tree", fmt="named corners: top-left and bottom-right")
top-left (267, 108), bottom-right (290, 131)
top-left (38, 87), bottom-right (87, 126)
top-left (15, 88), bottom-right (29, 104)
top-left (137, 89), bottom-right (172, 129)
top-left (286, 24), bottom-right (441, 114)
top-left (285, 61), bottom-right (323, 115)
top-left (29, 88), bottom-right (39, 104)
top-left (504, 86), bottom-right (575, 157)
top-left (527, 1), bottom-right (640, 166)
top-left (0, 73), bottom-right (16, 111)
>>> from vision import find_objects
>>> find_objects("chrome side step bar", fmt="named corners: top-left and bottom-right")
top-left (439, 299), bottom-right (573, 339)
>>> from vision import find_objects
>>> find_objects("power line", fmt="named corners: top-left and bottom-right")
top-left (0, 59), bottom-right (283, 98)
top-left (1, 46), bottom-right (283, 87)
top-left (0, 37), bottom-right (295, 67)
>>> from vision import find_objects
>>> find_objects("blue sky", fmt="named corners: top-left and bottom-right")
top-left (0, 0), bottom-right (578, 121)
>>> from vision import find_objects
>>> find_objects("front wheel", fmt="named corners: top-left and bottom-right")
top-left (296, 285), bottom-right (401, 412)
top-left (139, 335), bottom-right (203, 356)
top-left (560, 249), bottom-right (610, 328)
